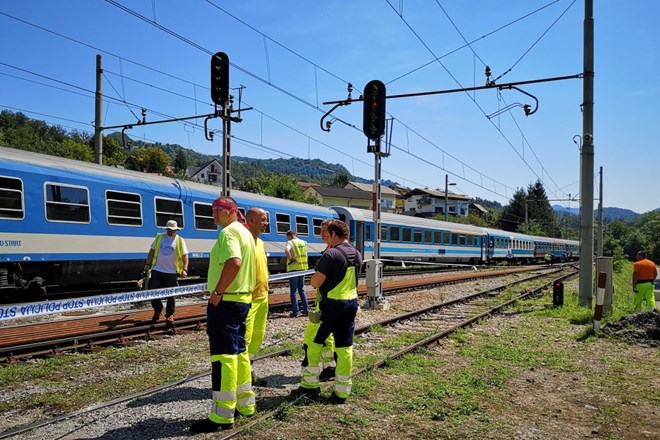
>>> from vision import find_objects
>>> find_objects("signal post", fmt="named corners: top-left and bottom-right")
top-left (363, 80), bottom-right (390, 311)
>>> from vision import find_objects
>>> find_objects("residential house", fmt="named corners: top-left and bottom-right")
top-left (343, 181), bottom-right (399, 213)
top-left (402, 188), bottom-right (471, 218)
top-left (186, 159), bottom-right (234, 187)
top-left (303, 186), bottom-right (372, 209)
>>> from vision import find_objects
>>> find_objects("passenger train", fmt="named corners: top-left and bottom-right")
top-left (0, 146), bottom-right (578, 300)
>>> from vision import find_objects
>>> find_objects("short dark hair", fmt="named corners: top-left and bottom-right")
top-left (286, 229), bottom-right (295, 238)
top-left (637, 250), bottom-right (647, 258)
top-left (326, 219), bottom-right (349, 239)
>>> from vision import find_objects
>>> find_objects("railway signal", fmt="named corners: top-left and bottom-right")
top-left (210, 52), bottom-right (229, 106)
top-left (362, 80), bottom-right (386, 141)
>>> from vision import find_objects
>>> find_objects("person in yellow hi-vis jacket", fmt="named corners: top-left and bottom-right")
top-left (245, 207), bottom-right (270, 386)
top-left (292, 219), bottom-right (362, 404)
top-left (285, 229), bottom-right (309, 317)
top-left (190, 197), bottom-right (255, 433)
top-left (143, 219), bottom-right (189, 324)
top-left (301, 220), bottom-right (336, 382)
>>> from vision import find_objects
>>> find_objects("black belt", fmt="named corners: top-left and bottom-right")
top-left (636, 279), bottom-right (654, 284)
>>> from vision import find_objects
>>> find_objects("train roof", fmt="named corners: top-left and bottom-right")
top-left (332, 206), bottom-right (488, 235)
top-left (526, 234), bottom-right (579, 245)
top-left (0, 146), bottom-right (335, 215)
top-left (481, 228), bottom-right (536, 241)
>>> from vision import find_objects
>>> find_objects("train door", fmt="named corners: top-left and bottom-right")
top-left (354, 220), bottom-right (365, 258)
top-left (486, 235), bottom-right (495, 263)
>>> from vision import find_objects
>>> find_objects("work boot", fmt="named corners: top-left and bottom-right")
top-left (151, 311), bottom-right (161, 323)
top-left (291, 386), bottom-right (320, 398)
top-left (319, 367), bottom-right (336, 382)
top-left (251, 369), bottom-right (267, 386)
top-left (328, 393), bottom-right (347, 404)
top-left (189, 419), bottom-right (233, 433)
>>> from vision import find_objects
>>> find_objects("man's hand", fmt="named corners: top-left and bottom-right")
top-left (209, 292), bottom-right (222, 307)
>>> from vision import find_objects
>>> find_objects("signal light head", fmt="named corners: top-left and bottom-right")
top-left (362, 80), bottom-right (386, 141)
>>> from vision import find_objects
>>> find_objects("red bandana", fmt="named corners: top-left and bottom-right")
top-left (212, 199), bottom-right (247, 225)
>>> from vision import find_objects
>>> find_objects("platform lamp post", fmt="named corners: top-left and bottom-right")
top-left (444, 174), bottom-right (456, 221)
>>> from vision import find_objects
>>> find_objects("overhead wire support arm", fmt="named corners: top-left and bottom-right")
top-left (320, 83), bottom-right (353, 132)
top-left (322, 73), bottom-right (582, 105)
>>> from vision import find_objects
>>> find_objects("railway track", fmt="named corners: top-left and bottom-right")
top-left (0, 264), bottom-right (489, 304)
top-left (0, 266), bottom-right (577, 439)
top-left (0, 266), bottom-right (549, 362)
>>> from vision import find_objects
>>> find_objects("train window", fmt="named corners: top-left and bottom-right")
top-left (364, 224), bottom-right (372, 241)
top-left (193, 203), bottom-right (217, 230)
top-left (452, 234), bottom-right (459, 245)
top-left (275, 213), bottom-right (290, 234)
top-left (45, 183), bottom-right (90, 223)
top-left (380, 225), bottom-right (388, 241)
top-left (433, 231), bottom-right (441, 244)
top-left (295, 216), bottom-right (309, 236)
top-left (424, 230), bottom-right (432, 244)
top-left (238, 207), bottom-right (246, 218)
top-left (445, 232), bottom-right (452, 245)
top-left (466, 235), bottom-right (473, 247)
top-left (413, 229), bottom-right (422, 243)
top-left (312, 218), bottom-right (323, 236)
top-left (106, 191), bottom-right (142, 226)
top-left (0, 176), bottom-right (24, 220)
top-left (402, 228), bottom-right (411, 242)
top-left (390, 226), bottom-right (400, 242)
top-left (155, 198), bottom-right (183, 228)
top-left (458, 235), bottom-right (466, 245)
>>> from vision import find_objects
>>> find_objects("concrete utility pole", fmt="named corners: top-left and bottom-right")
top-left (579, 0), bottom-right (595, 307)
top-left (93, 54), bottom-right (103, 165)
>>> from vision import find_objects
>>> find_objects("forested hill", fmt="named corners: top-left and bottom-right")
top-left (552, 205), bottom-right (641, 223)
top-left (113, 133), bottom-right (391, 186)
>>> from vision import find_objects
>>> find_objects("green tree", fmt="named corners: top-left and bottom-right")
top-left (331, 173), bottom-right (350, 188)
top-left (126, 147), bottom-right (172, 174)
top-left (238, 173), bottom-right (318, 204)
top-left (58, 138), bottom-right (94, 162)
top-left (97, 136), bottom-right (128, 166)
top-left (526, 180), bottom-right (560, 237)
top-left (498, 188), bottom-right (527, 231)
top-left (173, 148), bottom-right (188, 172)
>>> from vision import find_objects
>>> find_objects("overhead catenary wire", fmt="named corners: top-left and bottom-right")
top-left (5, 4), bottom-right (514, 200)
top-left (383, 0), bottom-right (577, 206)
top-left (3, 5), bottom-right (571, 206)
top-left (0, 7), bottom-right (510, 200)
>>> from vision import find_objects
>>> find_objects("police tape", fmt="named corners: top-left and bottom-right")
top-left (0, 269), bottom-right (319, 322)
top-left (0, 282), bottom-right (208, 322)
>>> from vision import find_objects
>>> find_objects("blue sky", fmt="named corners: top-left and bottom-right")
top-left (1, 1), bottom-right (658, 214)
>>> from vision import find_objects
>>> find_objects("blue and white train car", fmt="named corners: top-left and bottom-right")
top-left (482, 228), bottom-right (536, 264)
top-left (531, 235), bottom-right (579, 262)
top-left (333, 206), bottom-right (487, 264)
top-left (0, 146), bottom-right (336, 296)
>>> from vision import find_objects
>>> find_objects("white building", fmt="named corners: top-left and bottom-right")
top-left (402, 188), bottom-right (471, 217)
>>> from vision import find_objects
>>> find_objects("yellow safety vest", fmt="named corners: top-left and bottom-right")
top-left (325, 245), bottom-right (359, 301)
top-left (151, 233), bottom-right (184, 273)
top-left (326, 266), bottom-right (358, 300)
top-left (287, 237), bottom-right (308, 271)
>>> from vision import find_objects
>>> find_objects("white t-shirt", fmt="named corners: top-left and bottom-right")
top-left (151, 234), bottom-right (189, 274)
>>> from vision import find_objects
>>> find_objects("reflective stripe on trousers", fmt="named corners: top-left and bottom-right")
top-left (333, 346), bottom-right (353, 398)
top-left (209, 354), bottom-right (237, 424)
top-left (236, 351), bottom-right (255, 415)
top-left (303, 319), bottom-right (335, 369)
top-left (300, 341), bottom-right (323, 389)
